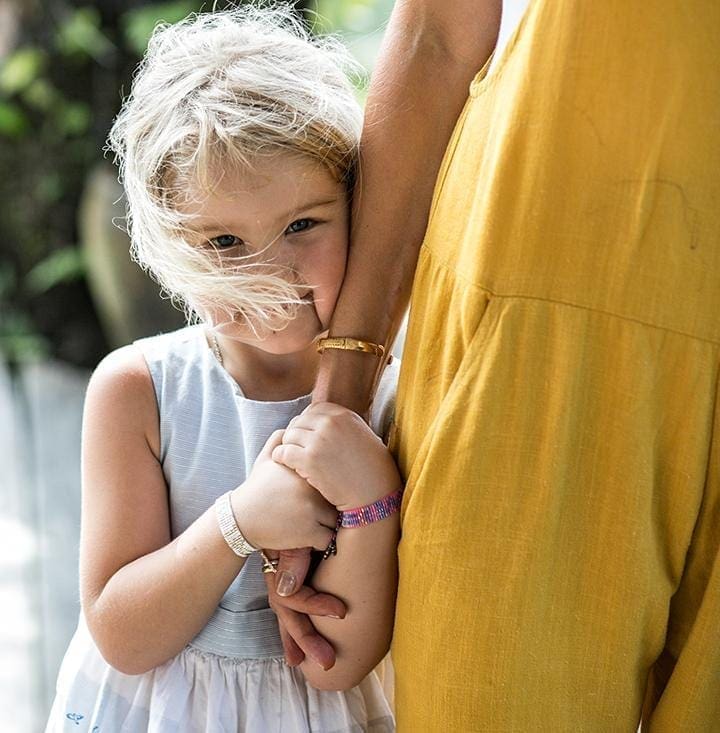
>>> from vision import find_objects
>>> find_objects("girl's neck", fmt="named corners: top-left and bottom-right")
top-left (208, 330), bottom-right (319, 401)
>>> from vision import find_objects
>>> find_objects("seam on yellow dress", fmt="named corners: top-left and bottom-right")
top-left (425, 98), bottom-right (474, 226)
top-left (418, 244), bottom-right (720, 347)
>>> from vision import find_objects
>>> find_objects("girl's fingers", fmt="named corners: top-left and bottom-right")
top-left (312, 524), bottom-right (336, 552)
top-left (281, 426), bottom-right (314, 448)
top-left (303, 402), bottom-right (352, 417)
top-left (272, 443), bottom-right (307, 473)
top-left (283, 414), bottom-right (318, 432)
top-left (291, 402), bottom-right (355, 430)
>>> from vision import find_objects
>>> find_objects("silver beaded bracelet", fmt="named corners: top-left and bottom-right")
top-left (215, 490), bottom-right (258, 558)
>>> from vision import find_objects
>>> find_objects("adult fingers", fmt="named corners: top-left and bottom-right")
top-left (273, 603), bottom-right (336, 670)
top-left (278, 619), bottom-right (305, 667)
top-left (271, 584), bottom-right (347, 619)
top-left (263, 569), bottom-right (306, 667)
top-left (274, 547), bottom-right (312, 597)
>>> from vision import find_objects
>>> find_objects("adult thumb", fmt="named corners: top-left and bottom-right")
top-left (276, 547), bottom-right (312, 597)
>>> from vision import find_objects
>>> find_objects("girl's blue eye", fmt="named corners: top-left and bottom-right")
top-left (286, 219), bottom-right (315, 234)
top-left (210, 234), bottom-right (242, 249)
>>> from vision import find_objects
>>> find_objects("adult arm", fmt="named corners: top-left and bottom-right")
top-left (268, 0), bottom-right (503, 668)
top-left (314, 0), bottom-right (502, 413)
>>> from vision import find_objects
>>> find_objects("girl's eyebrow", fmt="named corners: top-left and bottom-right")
top-left (276, 195), bottom-right (341, 222)
top-left (188, 195), bottom-right (341, 235)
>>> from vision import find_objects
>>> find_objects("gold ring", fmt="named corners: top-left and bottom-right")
top-left (260, 551), bottom-right (279, 574)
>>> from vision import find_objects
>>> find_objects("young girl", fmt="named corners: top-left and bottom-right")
top-left (46, 7), bottom-right (401, 732)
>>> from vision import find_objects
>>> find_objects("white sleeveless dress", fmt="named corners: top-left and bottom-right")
top-left (45, 325), bottom-right (398, 732)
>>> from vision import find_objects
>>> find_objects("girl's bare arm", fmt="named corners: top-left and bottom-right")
top-left (314, 0), bottom-right (502, 413)
top-left (298, 517), bottom-right (400, 690)
top-left (80, 346), bottom-right (337, 675)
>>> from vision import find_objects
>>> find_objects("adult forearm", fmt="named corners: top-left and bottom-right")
top-left (314, 0), bottom-right (501, 414)
top-left (299, 515), bottom-right (400, 690)
top-left (84, 504), bottom-right (245, 674)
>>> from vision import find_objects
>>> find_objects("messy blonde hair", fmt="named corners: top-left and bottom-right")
top-left (107, 4), bottom-right (362, 331)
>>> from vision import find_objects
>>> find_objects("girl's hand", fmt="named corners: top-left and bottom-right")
top-left (232, 430), bottom-right (338, 552)
top-left (271, 402), bottom-right (402, 511)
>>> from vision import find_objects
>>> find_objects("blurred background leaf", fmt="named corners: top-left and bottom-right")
top-left (0, 309), bottom-right (50, 362)
top-left (55, 7), bottom-right (115, 61)
top-left (25, 247), bottom-right (86, 295)
top-left (0, 46), bottom-right (45, 94)
top-left (122, 1), bottom-right (198, 56)
top-left (0, 99), bottom-right (28, 136)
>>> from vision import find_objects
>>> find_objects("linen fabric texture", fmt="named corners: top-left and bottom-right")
top-left (389, 0), bottom-right (720, 730)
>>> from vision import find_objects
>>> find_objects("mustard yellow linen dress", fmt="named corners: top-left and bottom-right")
top-left (389, 1), bottom-right (720, 730)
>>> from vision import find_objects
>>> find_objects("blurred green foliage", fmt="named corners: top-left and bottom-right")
top-left (0, 47), bottom-right (46, 94)
top-left (315, 0), bottom-right (392, 89)
top-left (0, 0), bottom-right (235, 368)
top-left (25, 247), bottom-right (86, 295)
top-left (55, 7), bottom-right (115, 59)
top-left (122, 2), bottom-right (199, 56)
top-left (0, 0), bottom-right (389, 368)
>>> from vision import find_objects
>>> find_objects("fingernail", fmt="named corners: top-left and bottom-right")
top-left (309, 654), bottom-right (327, 670)
top-left (328, 614), bottom-right (342, 619)
top-left (276, 570), bottom-right (296, 597)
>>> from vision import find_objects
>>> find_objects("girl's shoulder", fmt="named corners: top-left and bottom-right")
top-left (86, 340), bottom-right (161, 459)
top-left (92, 325), bottom-right (198, 383)
top-left (90, 324), bottom-right (200, 401)
top-left (85, 324), bottom-right (201, 460)
top-left (132, 324), bottom-right (203, 366)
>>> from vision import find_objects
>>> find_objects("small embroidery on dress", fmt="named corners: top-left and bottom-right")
top-left (66, 712), bottom-right (84, 724)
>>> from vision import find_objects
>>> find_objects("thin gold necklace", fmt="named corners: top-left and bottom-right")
top-left (210, 330), bottom-right (224, 367)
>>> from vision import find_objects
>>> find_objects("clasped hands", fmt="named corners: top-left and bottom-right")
top-left (234, 402), bottom-right (398, 670)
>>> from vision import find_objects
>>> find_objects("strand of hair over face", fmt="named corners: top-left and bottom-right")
top-left (106, 3), bottom-right (364, 333)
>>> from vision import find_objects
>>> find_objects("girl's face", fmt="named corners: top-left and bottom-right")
top-left (182, 154), bottom-right (349, 355)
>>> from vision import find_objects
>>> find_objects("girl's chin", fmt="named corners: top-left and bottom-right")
top-left (221, 327), bottom-right (325, 356)
top-left (251, 336), bottom-right (320, 356)
top-left (213, 308), bottom-right (329, 355)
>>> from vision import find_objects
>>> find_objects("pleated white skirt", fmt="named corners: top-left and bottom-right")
top-left (46, 617), bottom-right (394, 732)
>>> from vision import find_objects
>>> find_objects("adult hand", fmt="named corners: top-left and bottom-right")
top-left (263, 547), bottom-right (347, 669)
